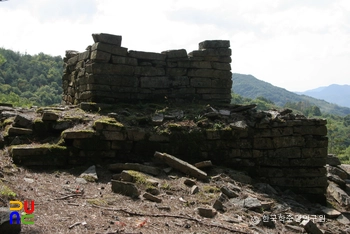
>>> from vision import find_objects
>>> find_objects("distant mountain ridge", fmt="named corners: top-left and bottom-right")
top-left (231, 73), bottom-right (350, 116)
top-left (297, 84), bottom-right (350, 108)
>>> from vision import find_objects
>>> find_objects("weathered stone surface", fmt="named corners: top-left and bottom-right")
top-left (199, 40), bottom-right (230, 49)
top-left (0, 207), bottom-right (21, 234)
top-left (109, 163), bottom-right (161, 176)
top-left (190, 185), bottom-right (199, 194)
top-left (339, 164), bottom-right (350, 177)
top-left (220, 186), bottom-right (239, 198)
top-left (196, 207), bottom-right (217, 218)
top-left (194, 160), bottom-right (212, 169)
top-left (92, 33), bottom-right (122, 46)
top-left (154, 152), bottom-right (208, 181)
top-left (327, 182), bottom-right (350, 207)
top-left (326, 165), bottom-right (348, 180)
top-left (184, 178), bottom-right (196, 187)
top-left (10, 145), bottom-right (67, 166)
top-left (129, 50), bottom-right (166, 61)
top-left (79, 165), bottom-right (98, 182)
top-left (337, 214), bottom-right (350, 225)
top-left (111, 180), bottom-right (140, 198)
top-left (13, 115), bottom-right (32, 128)
top-left (327, 173), bottom-right (346, 188)
top-left (162, 49), bottom-right (187, 58)
top-left (91, 42), bottom-right (127, 56)
top-left (319, 206), bottom-right (341, 218)
top-left (90, 50), bottom-right (111, 62)
top-left (62, 130), bottom-right (95, 139)
top-left (300, 219), bottom-right (323, 234)
top-left (7, 127), bottom-right (33, 136)
top-left (143, 192), bottom-right (162, 203)
top-left (42, 111), bottom-right (59, 121)
top-left (243, 197), bottom-right (261, 210)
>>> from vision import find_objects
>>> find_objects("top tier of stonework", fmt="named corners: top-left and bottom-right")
top-left (62, 33), bottom-right (232, 105)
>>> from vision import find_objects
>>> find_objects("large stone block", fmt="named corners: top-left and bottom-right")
top-left (301, 147), bottom-right (327, 158)
top-left (111, 56), bottom-right (138, 66)
top-left (90, 50), bottom-right (111, 62)
top-left (273, 136), bottom-right (305, 148)
top-left (162, 49), bottom-right (188, 58)
top-left (294, 125), bottom-right (327, 136)
top-left (134, 67), bottom-right (165, 76)
top-left (177, 61), bottom-right (212, 69)
top-left (170, 76), bottom-right (189, 87)
top-left (188, 69), bottom-right (214, 78)
top-left (211, 62), bottom-right (231, 70)
top-left (91, 42), bottom-right (128, 56)
top-left (199, 40), bottom-right (230, 49)
top-left (86, 63), bottom-right (134, 75)
top-left (189, 48), bottom-right (231, 57)
top-left (140, 77), bottom-right (169, 88)
top-left (166, 68), bottom-right (188, 76)
top-left (92, 33), bottom-right (122, 46)
top-left (190, 78), bottom-right (212, 87)
top-left (129, 50), bottom-right (166, 61)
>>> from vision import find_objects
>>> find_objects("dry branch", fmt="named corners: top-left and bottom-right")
top-left (91, 204), bottom-right (250, 234)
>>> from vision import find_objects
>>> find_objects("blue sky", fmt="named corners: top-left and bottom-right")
top-left (1, 0), bottom-right (349, 92)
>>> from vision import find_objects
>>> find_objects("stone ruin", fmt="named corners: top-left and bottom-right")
top-left (62, 33), bottom-right (232, 105)
top-left (1, 33), bottom-right (329, 204)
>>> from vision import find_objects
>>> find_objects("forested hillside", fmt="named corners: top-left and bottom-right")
top-left (232, 73), bottom-right (350, 116)
top-left (0, 48), bottom-right (63, 106)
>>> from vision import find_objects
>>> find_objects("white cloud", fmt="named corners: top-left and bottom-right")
top-left (0, 0), bottom-right (349, 91)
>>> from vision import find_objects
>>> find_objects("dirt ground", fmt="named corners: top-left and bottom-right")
top-left (0, 147), bottom-right (259, 234)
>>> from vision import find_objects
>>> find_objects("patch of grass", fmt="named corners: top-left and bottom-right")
top-left (202, 185), bottom-right (220, 193)
top-left (161, 182), bottom-right (171, 190)
top-left (94, 117), bottom-right (124, 128)
top-left (0, 181), bottom-right (16, 198)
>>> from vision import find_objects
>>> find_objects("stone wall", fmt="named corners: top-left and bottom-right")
top-left (62, 33), bottom-right (232, 104)
top-left (6, 105), bottom-right (328, 203)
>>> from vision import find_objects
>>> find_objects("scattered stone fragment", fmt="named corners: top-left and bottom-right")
top-left (163, 167), bottom-right (172, 174)
top-left (143, 192), bottom-right (162, 203)
top-left (179, 197), bottom-right (187, 203)
top-left (146, 187), bottom-right (160, 196)
top-left (79, 165), bottom-right (98, 182)
top-left (13, 115), bottom-right (32, 128)
top-left (219, 109), bottom-right (230, 116)
top-left (75, 177), bottom-right (87, 184)
top-left (244, 197), bottom-right (262, 210)
top-left (327, 154), bottom-right (341, 166)
top-left (194, 160), bottom-right (213, 169)
top-left (327, 173), bottom-right (346, 188)
top-left (111, 180), bottom-right (140, 198)
top-left (254, 183), bottom-right (278, 195)
top-left (326, 165), bottom-right (348, 180)
top-left (319, 206), bottom-right (341, 218)
top-left (23, 178), bottom-right (34, 183)
top-left (146, 178), bottom-right (159, 187)
top-left (337, 214), bottom-right (350, 225)
top-left (0, 207), bottom-right (21, 234)
top-left (221, 214), bottom-right (243, 224)
top-left (339, 164), bottom-right (350, 177)
top-left (155, 205), bottom-right (171, 211)
top-left (220, 186), bottom-right (239, 198)
top-left (285, 224), bottom-right (305, 233)
top-left (196, 207), bottom-right (217, 218)
top-left (42, 111), bottom-right (59, 121)
top-left (152, 114), bottom-right (164, 125)
top-left (184, 178), bottom-right (196, 187)
top-left (154, 151), bottom-right (208, 181)
top-left (190, 185), bottom-right (199, 194)
top-left (109, 163), bottom-right (160, 176)
top-left (300, 219), bottom-right (323, 234)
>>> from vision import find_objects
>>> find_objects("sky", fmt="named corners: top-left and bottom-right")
top-left (0, 0), bottom-right (349, 92)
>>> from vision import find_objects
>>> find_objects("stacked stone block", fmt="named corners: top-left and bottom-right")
top-left (62, 33), bottom-right (232, 104)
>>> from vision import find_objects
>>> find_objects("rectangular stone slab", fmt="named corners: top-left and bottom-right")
top-left (154, 151), bottom-right (207, 181)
